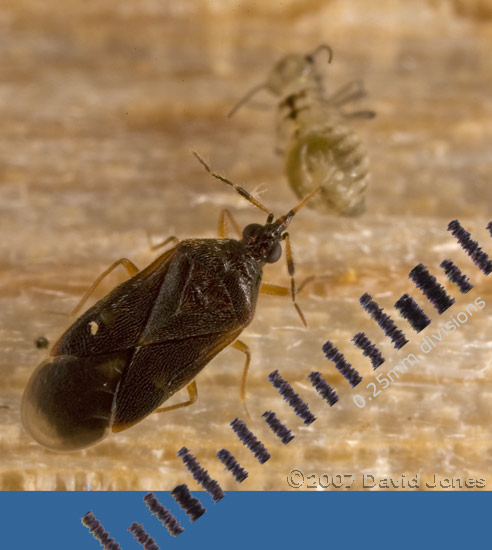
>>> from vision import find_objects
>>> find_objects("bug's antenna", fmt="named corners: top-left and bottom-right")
top-left (227, 82), bottom-right (267, 118)
top-left (280, 185), bottom-right (322, 228)
top-left (192, 152), bottom-right (272, 215)
top-left (306, 44), bottom-right (333, 64)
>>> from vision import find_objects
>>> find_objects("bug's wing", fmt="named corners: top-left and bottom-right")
top-left (112, 327), bottom-right (243, 432)
top-left (52, 247), bottom-right (179, 357)
top-left (112, 254), bottom-right (250, 430)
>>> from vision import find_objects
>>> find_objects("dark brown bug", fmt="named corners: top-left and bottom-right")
top-left (21, 153), bottom-right (319, 452)
top-left (228, 45), bottom-right (375, 216)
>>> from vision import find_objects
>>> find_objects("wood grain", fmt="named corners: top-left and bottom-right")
top-left (1, 0), bottom-right (492, 490)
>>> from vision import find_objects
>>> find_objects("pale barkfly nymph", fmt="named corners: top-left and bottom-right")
top-left (21, 153), bottom-right (320, 451)
top-left (228, 44), bottom-right (376, 216)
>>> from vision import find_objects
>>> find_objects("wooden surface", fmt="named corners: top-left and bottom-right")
top-left (2, 0), bottom-right (492, 490)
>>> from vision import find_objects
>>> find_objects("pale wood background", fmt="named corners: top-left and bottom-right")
top-left (1, 0), bottom-right (492, 490)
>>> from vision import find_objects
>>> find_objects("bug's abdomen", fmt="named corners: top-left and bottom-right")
top-left (21, 351), bottom-right (129, 451)
top-left (285, 124), bottom-right (370, 216)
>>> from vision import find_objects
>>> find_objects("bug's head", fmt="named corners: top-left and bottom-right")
top-left (227, 44), bottom-right (333, 117)
top-left (192, 152), bottom-right (320, 262)
top-left (240, 186), bottom-right (321, 265)
top-left (266, 53), bottom-right (315, 97)
top-left (241, 216), bottom-right (284, 264)
top-left (266, 44), bottom-right (332, 97)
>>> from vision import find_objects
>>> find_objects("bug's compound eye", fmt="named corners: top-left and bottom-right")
top-left (21, 354), bottom-right (124, 451)
top-left (242, 223), bottom-right (263, 241)
top-left (266, 243), bottom-right (282, 263)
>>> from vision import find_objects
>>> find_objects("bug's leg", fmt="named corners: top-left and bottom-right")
top-left (297, 268), bottom-right (359, 293)
top-left (260, 281), bottom-right (310, 325)
top-left (282, 232), bottom-right (307, 327)
top-left (341, 109), bottom-right (376, 120)
top-left (146, 234), bottom-right (179, 251)
top-left (232, 340), bottom-right (251, 403)
top-left (218, 208), bottom-right (242, 239)
top-left (297, 275), bottom-right (320, 294)
top-left (260, 282), bottom-right (290, 296)
top-left (262, 275), bottom-right (344, 303)
top-left (154, 381), bottom-right (197, 414)
top-left (261, 278), bottom-right (334, 298)
top-left (231, 339), bottom-right (252, 420)
top-left (260, 282), bottom-right (318, 323)
top-left (324, 79), bottom-right (367, 107)
top-left (71, 258), bottom-right (140, 316)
